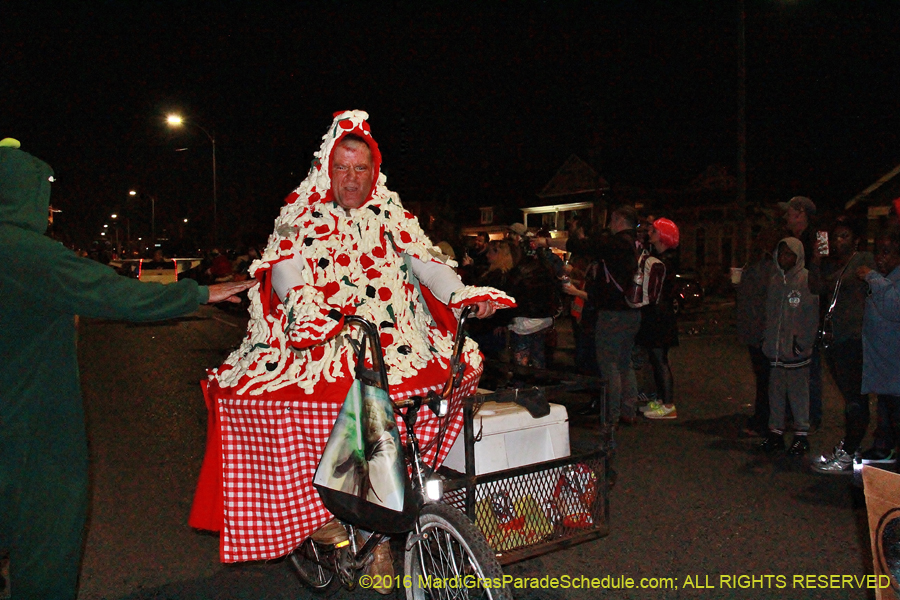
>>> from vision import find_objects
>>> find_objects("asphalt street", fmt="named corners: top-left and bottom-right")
top-left (63, 303), bottom-right (877, 600)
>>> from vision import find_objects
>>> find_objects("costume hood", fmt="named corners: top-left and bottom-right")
top-left (0, 144), bottom-right (54, 234)
top-left (774, 236), bottom-right (805, 276)
top-left (288, 109), bottom-right (383, 208)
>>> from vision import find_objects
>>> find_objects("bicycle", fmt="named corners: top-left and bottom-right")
top-left (287, 306), bottom-right (513, 600)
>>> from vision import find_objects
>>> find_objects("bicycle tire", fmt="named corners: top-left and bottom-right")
top-left (404, 503), bottom-right (512, 600)
top-left (287, 539), bottom-right (339, 595)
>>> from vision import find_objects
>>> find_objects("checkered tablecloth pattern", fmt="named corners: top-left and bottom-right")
top-left (217, 366), bottom-right (481, 562)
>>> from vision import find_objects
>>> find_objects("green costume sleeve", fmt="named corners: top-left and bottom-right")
top-left (3, 226), bottom-right (206, 320)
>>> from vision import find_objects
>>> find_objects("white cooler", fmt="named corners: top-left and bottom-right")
top-left (443, 400), bottom-right (570, 475)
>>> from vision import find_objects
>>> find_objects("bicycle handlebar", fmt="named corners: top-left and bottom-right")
top-left (343, 304), bottom-right (477, 406)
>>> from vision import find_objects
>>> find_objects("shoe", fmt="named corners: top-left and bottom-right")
top-left (643, 404), bottom-right (677, 420)
top-left (366, 541), bottom-right (394, 595)
top-left (813, 441), bottom-right (843, 465)
top-left (787, 436), bottom-right (810, 456)
top-left (309, 519), bottom-right (349, 546)
top-left (859, 447), bottom-right (898, 467)
top-left (757, 432), bottom-right (785, 453)
top-left (812, 445), bottom-right (853, 474)
top-left (639, 400), bottom-right (663, 413)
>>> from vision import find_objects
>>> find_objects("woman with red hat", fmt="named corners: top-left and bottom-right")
top-left (636, 218), bottom-right (681, 420)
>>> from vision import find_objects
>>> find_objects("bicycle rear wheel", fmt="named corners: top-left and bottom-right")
top-left (404, 503), bottom-right (511, 600)
top-left (287, 539), bottom-right (338, 595)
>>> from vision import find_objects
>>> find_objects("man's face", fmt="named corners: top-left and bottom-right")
top-left (777, 242), bottom-right (798, 272)
top-left (830, 225), bottom-right (856, 259)
top-left (784, 206), bottom-right (808, 233)
top-left (874, 237), bottom-right (900, 275)
top-left (332, 141), bottom-right (374, 210)
top-left (609, 213), bottom-right (625, 233)
top-left (474, 235), bottom-right (488, 252)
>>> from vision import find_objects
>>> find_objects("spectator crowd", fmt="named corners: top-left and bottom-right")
top-left (453, 195), bottom-right (900, 481)
top-left (734, 196), bottom-right (900, 475)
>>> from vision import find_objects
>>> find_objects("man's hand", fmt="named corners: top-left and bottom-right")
top-left (470, 300), bottom-right (496, 319)
top-left (207, 279), bottom-right (258, 303)
top-left (857, 265), bottom-right (874, 280)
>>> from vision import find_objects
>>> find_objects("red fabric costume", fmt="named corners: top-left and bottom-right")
top-left (189, 111), bottom-right (513, 562)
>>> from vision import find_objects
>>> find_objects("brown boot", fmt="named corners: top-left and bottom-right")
top-left (366, 540), bottom-right (394, 595)
top-left (309, 519), bottom-right (349, 546)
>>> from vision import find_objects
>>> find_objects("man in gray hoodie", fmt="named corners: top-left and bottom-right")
top-left (758, 237), bottom-right (820, 455)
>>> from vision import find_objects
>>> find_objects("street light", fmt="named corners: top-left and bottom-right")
top-left (110, 214), bottom-right (121, 257)
top-left (166, 113), bottom-right (217, 245)
top-left (130, 189), bottom-right (156, 248)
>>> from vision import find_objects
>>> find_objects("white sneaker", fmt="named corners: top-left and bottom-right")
top-left (811, 447), bottom-right (853, 474)
top-left (644, 404), bottom-right (677, 420)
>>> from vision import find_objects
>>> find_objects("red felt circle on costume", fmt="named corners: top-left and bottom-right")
top-left (323, 281), bottom-right (341, 298)
top-left (378, 287), bottom-right (391, 301)
top-left (360, 255), bottom-right (374, 269)
top-left (336, 254), bottom-right (351, 267)
top-left (279, 240), bottom-right (293, 251)
top-left (399, 231), bottom-right (412, 244)
top-left (339, 119), bottom-right (355, 129)
top-left (366, 268), bottom-right (381, 280)
top-left (309, 345), bottom-right (326, 361)
top-left (380, 332), bottom-right (393, 347)
top-left (372, 245), bottom-right (386, 259)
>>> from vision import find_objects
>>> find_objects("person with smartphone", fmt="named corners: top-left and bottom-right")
top-left (808, 217), bottom-right (876, 473)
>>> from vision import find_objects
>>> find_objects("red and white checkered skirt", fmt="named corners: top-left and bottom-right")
top-left (189, 363), bottom-right (481, 563)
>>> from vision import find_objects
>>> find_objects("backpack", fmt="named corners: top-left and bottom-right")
top-left (624, 251), bottom-right (666, 308)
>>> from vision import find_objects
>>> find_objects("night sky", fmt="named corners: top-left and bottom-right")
top-left (3, 1), bottom-right (900, 249)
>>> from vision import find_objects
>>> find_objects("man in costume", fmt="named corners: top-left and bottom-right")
top-left (188, 111), bottom-right (513, 592)
top-left (0, 137), bottom-right (255, 600)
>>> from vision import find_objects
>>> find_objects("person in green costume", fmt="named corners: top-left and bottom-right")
top-left (0, 138), bottom-right (255, 600)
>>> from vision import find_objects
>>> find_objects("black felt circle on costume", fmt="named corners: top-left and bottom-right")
top-left (266, 362), bottom-right (278, 372)
top-left (327, 309), bottom-right (342, 321)
top-left (380, 321), bottom-right (394, 329)
top-left (366, 285), bottom-right (376, 298)
top-left (303, 237), bottom-right (314, 246)
top-left (318, 258), bottom-right (329, 269)
top-left (397, 345), bottom-right (412, 355)
top-left (367, 206), bottom-right (381, 215)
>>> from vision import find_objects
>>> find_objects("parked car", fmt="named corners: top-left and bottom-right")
top-left (672, 269), bottom-right (704, 313)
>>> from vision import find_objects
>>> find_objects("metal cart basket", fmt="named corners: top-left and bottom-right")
top-left (438, 364), bottom-right (611, 565)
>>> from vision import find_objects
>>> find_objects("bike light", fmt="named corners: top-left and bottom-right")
top-left (425, 478), bottom-right (443, 501)
top-left (427, 393), bottom-right (449, 417)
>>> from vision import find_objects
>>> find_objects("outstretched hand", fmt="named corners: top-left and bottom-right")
top-left (207, 279), bottom-right (258, 303)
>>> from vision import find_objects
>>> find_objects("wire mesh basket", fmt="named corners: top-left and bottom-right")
top-left (441, 449), bottom-right (609, 563)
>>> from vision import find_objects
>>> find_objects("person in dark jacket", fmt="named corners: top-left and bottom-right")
top-left (562, 205), bottom-right (640, 425)
top-left (808, 217), bottom-right (875, 473)
top-left (635, 218), bottom-right (681, 420)
top-left (0, 138), bottom-right (255, 600)
top-left (505, 247), bottom-right (559, 369)
top-left (735, 228), bottom-right (780, 436)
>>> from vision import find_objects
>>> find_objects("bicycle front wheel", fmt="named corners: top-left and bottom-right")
top-left (404, 503), bottom-right (512, 600)
top-left (287, 539), bottom-right (338, 595)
